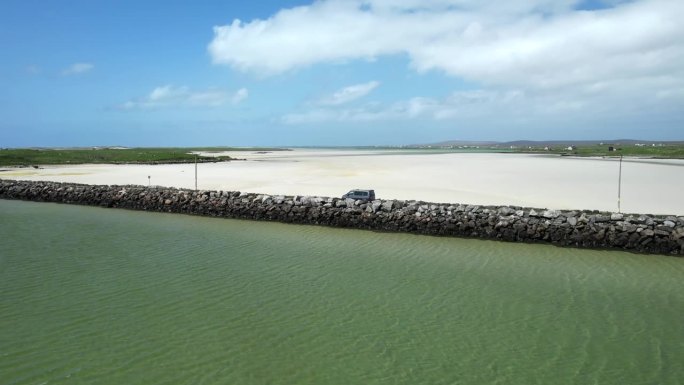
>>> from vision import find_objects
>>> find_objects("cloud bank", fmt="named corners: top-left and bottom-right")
top-left (209, 0), bottom-right (684, 91)
top-left (209, 0), bottom-right (683, 130)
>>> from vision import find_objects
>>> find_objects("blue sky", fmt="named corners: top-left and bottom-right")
top-left (1, 0), bottom-right (682, 147)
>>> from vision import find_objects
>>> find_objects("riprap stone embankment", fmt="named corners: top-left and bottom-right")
top-left (1, 179), bottom-right (682, 256)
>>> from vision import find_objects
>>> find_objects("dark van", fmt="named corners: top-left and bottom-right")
top-left (342, 189), bottom-right (376, 201)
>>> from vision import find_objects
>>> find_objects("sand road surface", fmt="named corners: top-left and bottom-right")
top-left (2, 149), bottom-right (682, 215)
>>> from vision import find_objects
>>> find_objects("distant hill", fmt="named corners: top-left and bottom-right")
top-left (419, 139), bottom-right (684, 147)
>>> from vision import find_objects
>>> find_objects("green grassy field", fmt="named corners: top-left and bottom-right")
top-left (0, 147), bottom-right (285, 166)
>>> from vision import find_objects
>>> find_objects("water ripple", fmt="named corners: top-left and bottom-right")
top-left (1, 200), bottom-right (683, 385)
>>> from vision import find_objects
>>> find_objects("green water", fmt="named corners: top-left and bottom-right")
top-left (1, 200), bottom-right (683, 385)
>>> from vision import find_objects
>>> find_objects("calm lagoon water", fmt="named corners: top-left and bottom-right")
top-left (1, 200), bottom-right (683, 384)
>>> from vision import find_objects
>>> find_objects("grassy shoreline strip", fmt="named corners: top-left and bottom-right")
top-left (0, 147), bottom-right (288, 166)
top-left (1, 145), bottom-right (683, 166)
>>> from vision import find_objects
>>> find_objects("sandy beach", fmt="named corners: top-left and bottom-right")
top-left (1, 149), bottom-right (682, 215)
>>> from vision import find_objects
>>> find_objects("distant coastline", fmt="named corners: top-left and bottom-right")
top-left (2, 142), bottom-right (683, 168)
top-left (402, 140), bottom-right (684, 159)
top-left (0, 147), bottom-right (291, 167)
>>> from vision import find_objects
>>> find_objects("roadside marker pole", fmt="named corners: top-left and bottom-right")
top-left (617, 155), bottom-right (623, 213)
top-left (195, 155), bottom-right (198, 191)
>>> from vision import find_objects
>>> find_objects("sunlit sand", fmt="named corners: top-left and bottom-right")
top-left (2, 149), bottom-right (682, 215)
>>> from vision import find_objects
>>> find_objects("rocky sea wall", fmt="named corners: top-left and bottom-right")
top-left (1, 179), bottom-right (682, 256)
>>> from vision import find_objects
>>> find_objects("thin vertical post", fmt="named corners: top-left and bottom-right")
top-left (617, 155), bottom-right (623, 213)
top-left (195, 155), bottom-right (198, 191)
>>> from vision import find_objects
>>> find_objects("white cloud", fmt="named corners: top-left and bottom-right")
top-left (120, 85), bottom-right (248, 110)
top-left (319, 81), bottom-right (380, 105)
top-left (62, 62), bottom-right (94, 75)
top-left (231, 87), bottom-right (249, 104)
top-left (148, 85), bottom-right (181, 101)
top-left (208, 0), bottom-right (684, 93)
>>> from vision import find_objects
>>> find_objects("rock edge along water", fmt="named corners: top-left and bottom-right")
top-left (1, 179), bottom-right (682, 256)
